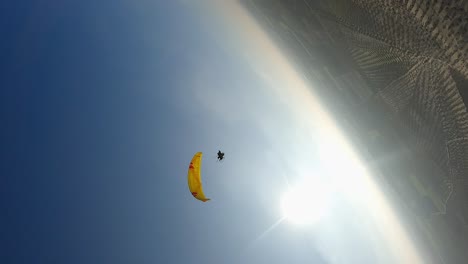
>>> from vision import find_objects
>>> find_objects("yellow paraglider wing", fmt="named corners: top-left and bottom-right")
top-left (188, 152), bottom-right (210, 202)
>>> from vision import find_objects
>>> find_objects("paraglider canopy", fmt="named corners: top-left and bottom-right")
top-left (217, 150), bottom-right (225, 161)
top-left (187, 152), bottom-right (210, 202)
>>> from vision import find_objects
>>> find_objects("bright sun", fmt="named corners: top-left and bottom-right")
top-left (281, 180), bottom-right (330, 226)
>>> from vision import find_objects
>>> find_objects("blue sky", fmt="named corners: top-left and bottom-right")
top-left (1, 1), bottom-right (427, 264)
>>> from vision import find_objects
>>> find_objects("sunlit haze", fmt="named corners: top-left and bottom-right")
top-left (204, 1), bottom-right (425, 263)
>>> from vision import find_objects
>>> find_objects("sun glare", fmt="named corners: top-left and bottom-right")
top-left (281, 180), bottom-right (330, 226)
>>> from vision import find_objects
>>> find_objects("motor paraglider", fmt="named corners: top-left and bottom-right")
top-left (187, 150), bottom-right (226, 202)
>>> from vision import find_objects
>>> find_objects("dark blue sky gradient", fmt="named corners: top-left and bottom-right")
top-left (0, 1), bottom-right (235, 263)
